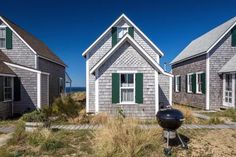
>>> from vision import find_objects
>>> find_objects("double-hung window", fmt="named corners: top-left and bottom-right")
top-left (187, 74), bottom-right (193, 93)
top-left (175, 75), bottom-right (181, 92)
top-left (0, 27), bottom-right (6, 49)
top-left (4, 77), bottom-right (12, 101)
top-left (196, 72), bottom-right (203, 94)
top-left (120, 73), bottom-right (135, 103)
top-left (117, 27), bottom-right (128, 41)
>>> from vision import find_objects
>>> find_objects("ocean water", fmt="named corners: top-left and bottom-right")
top-left (66, 87), bottom-right (86, 93)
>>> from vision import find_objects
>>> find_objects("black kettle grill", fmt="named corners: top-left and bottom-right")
top-left (156, 106), bottom-right (188, 155)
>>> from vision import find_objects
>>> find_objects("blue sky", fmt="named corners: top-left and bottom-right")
top-left (1, 0), bottom-right (236, 87)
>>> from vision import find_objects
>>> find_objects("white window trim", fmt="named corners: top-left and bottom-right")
top-left (0, 27), bottom-right (6, 49)
top-left (3, 77), bottom-right (13, 101)
top-left (187, 73), bottom-right (193, 93)
top-left (196, 71), bottom-right (204, 94)
top-left (117, 26), bottom-right (129, 40)
top-left (119, 73), bottom-right (136, 104)
top-left (175, 75), bottom-right (180, 92)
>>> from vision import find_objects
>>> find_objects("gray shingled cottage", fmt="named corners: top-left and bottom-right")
top-left (0, 16), bottom-right (68, 118)
top-left (171, 16), bottom-right (236, 110)
top-left (82, 14), bottom-right (172, 119)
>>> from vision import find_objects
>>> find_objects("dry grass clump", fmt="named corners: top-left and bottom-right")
top-left (71, 92), bottom-right (86, 102)
top-left (173, 104), bottom-right (199, 124)
top-left (93, 118), bottom-right (163, 157)
top-left (90, 112), bottom-right (109, 125)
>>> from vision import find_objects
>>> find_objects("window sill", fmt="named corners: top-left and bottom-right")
top-left (196, 92), bottom-right (203, 95)
top-left (117, 102), bottom-right (137, 105)
top-left (1, 100), bottom-right (12, 103)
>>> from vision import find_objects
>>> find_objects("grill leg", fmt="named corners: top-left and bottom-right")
top-left (164, 131), bottom-right (172, 156)
top-left (176, 132), bottom-right (188, 149)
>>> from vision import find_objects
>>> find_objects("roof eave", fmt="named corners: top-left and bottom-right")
top-left (90, 34), bottom-right (166, 75)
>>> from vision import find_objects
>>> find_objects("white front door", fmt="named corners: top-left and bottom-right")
top-left (223, 74), bottom-right (235, 107)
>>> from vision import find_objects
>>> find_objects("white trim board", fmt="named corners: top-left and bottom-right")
top-left (155, 71), bottom-right (159, 113)
top-left (90, 34), bottom-right (167, 75)
top-left (4, 62), bottom-right (50, 75)
top-left (82, 13), bottom-right (164, 57)
top-left (37, 73), bottom-right (41, 109)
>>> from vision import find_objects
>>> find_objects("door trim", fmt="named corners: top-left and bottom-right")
top-left (223, 74), bottom-right (235, 107)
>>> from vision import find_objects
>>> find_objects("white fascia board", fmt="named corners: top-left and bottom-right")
top-left (122, 14), bottom-right (164, 57)
top-left (82, 14), bottom-right (124, 57)
top-left (0, 16), bottom-right (37, 55)
top-left (90, 34), bottom-right (165, 74)
top-left (4, 62), bottom-right (50, 75)
top-left (0, 73), bottom-right (16, 77)
top-left (82, 13), bottom-right (164, 57)
top-left (206, 21), bottom-right (236, 53)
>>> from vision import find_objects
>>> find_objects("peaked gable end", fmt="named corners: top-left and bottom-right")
top-left (82, 14), bottom-right (164, 59)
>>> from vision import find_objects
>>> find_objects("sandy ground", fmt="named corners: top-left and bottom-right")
top-left (177, 129), bottom-right (236, 157)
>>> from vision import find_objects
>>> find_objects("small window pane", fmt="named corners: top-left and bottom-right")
top-left (128, 74), bottom-right (134, 87)
top-left (0, 28), bottom-right (5, 38)
top-left (121, 89), bottom-right (134, 102)
top-left (121, 74), bottom-right (128, 87)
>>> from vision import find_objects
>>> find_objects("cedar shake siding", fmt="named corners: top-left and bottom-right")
top-left (172, 55), bottom-right (206, 108)
top-left (38, 58), bottom-right (65, 104)
top-left (0, 102), bottom-right (12, 119)
top-left (209, 32), bottom-right (236, 109)
top-left (159, 74), bottom-right (171, 107)
top-left (97, 42), bottom-right (156, 119)
top-left (8, 66), bottom-right (38, 114)
top-left (41, 73), bottom-right (49, 107)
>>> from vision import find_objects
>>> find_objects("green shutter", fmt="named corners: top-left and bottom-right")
top-left (6, 27), bottom-right (12, 49)
top-left (179, 76), bottom-right (181, 92)
top-left (201, 73), bottom-right (206, 94)
top-left (232, 29), bottom-right (236, 47)
top-left (192, 74), bottom-right (196, 94)
top-left (128, 27), bottom-right (134, 38)
top-left (112, 27), bottom-right (117, 47)
top-left (185, 75), bottom-right (188, 93)
top-left (0, 77), bottom-right (3, 101)
top-left (14, 77), bottom-right (21, 101)
top-left (135, 73), bottom-right (143, 104)
top-left (112, 73), bottom-right (120, 103)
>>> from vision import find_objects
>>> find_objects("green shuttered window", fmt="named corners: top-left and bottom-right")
top-left (112, 26), bottom-right (134, 47)
top-left (135, 73), bottom-right (143, 104)
top-left (232, 29), bottom-right (236, 47)
top-left (201, 73), bottom-right (206, 94)
top-left (6, 27), bottom-right (12, 49)
top-left (112, 73), bottom-right (143, 104)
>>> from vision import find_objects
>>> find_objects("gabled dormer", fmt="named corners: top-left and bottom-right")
top-left (82, 14), bottom-right (164, 64)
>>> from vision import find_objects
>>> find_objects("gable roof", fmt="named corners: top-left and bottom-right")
top-left (90, 34), bottom-right (172, 77)
top-left (171, 16), bottom-right (236, 65)
top-left (219, 54), bottom-right (236, 73)
top-left (82, 14), bottom-right (164, 57)
top-left (0, 50), bottom-right (15, 75)
top-left (0, 16), bottom-right (66, 67)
